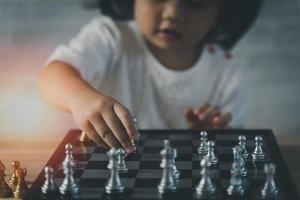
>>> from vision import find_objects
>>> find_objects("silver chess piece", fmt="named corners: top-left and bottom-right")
top-left (157, 140), bottom-right (177, 194)
top-left (105, 148), bottom-right (124, 194)
top-left (41, 166), bottom-right (59, 195)
top-left (231, 146), bottom-right (247, 177)
top-left (252, 136), bottom-right (265, 161)
top-left (159, 141), bottom-right (180, 180)
top-left (261, 163), bottom-right (278, 199)
top-left (171, 148), bottom-right (180, 180)
top-left (62, 143), bottom-right (76, 168)
top-left (59, 144), bottom-right (79, 196)
top-left (205, 141), bottom-right (218, 165)
top-left (133, 117), bottom-right (140, 140)
top-left (197, 131), bottom-right (208, 155)
top-left (238, 135), bottom-right (249, 159)
top-left (195, 157), bottom-right (216, 198)
top-left (107, 149), bottom-right (128, 173)
top-left (227, 162), bottom-right (245, 196)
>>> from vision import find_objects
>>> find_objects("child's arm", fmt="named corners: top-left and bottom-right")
top-left (38, 61), bottom-right (136, 153)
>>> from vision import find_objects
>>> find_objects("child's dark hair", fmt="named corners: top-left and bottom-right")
top-left (84, 0), bottom-right (263, 50)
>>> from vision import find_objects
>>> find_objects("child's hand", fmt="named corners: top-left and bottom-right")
top-left (184, 102), bottom-right (232, 129)
top-left (70, 89), bottom-right (137, 154)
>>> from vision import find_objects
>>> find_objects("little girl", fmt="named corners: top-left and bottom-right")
top-left (38, 0), bottom-right (262, 153)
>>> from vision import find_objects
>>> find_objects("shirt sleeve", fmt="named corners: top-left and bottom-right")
top-left (216, 58), bottom-right (247, 128)
top-left (45, 15), bottom-right (121, 88)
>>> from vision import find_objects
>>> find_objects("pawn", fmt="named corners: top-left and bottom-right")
top-left (197, 131), bottom-right (208, 155)
top-left (238, 135), bottom-right (249, 159)
top-left (0, 161), bottom-right (13, 198)
top-left (195, 157), bottom-right (216, 198)
top-left (80, 131), bottom-right (89, 142)
top-left (252, 136), bottom-right (265, 161)
top-left (206, 141), bottom-right (218, 165)
top-left (13, 167), bottom-right (28, 198)
top-left (63, 143), bottom-right (76, 168)
top-left (133, 117), bottom-right (140, 140)
top-left (105, 148), bottom-right (124, 194)
top-left (41, 166), bottom-right (59, 195)
top-left (261, 163), bottom-right (278, 199)
top-left (59, 144), bottom-right (79, 196)
top-left (227, 162), bottom-right (245, 196)
top-left (9, 161), bottom-right (20, 190)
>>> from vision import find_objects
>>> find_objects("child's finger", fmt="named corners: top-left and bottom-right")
top-left (185, 108), bottom-right (200, 129)
top-left (89, 114), bottom-right (122, 149)
top-left (194, 102), bottom-right (210, 115)
top-left (198, 106), bottom-right (220, 121)
top-left (113, 103), bottom-right (137, 140)
top-left (82, 122), bottom-right (110, 149)
top-left (185, 107), bottom-right (198, 122)
top-left (101, 109), bottom-right (135, 154)
top-left (212, 112), bottom-right (232, 127)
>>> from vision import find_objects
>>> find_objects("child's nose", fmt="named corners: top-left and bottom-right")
top-left (161, 0), bottom-right (185, 23)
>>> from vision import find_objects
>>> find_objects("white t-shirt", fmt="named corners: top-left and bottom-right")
top-left (46, 15), bottom-right (246, 129)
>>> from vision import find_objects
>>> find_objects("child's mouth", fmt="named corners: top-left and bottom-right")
top-left (157, 29), bottom-right (182, 41)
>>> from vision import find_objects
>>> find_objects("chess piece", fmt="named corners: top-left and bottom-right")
top-left (227, 162), bottom-right (245, 196)
top-left (171, 148), bottom-right (180, 180)
top-left (41, 166), bottom-right (59, 195)
top-left (238, 135), bottom-right (249, 159)
top-left (133, 117), bottom-right (140, 140)
top-left (63, 143), bottom-right (76, 168)
top-left (159, 141), bottom-right (180, 180)
top-left (158, 140), bottom-right (177, 194)
top-left (231, 146), bottom-right (247, 177)
top-left (59, 144), bottom-right (79, 196)
top-left (9, 161), bottom-right (20, 190)
top-left (105, 148), bottom-right (124, 194)
top-left (206, 141), bottom-right (218, 165)
top-left (108, 149), bottom-right (128, 173)
top-left (261, 163), bottom-right (278, 199)
top-left (195, 157), bottom-right (216, 198)
top-left (252, 136), bottom-right (265, 161)
top-left (0, 161), bottom-right (13, 198)
top-left (13, 167), bottom-right (28, 198)
top-left (197, 131), bottom-right (208, 155)
top-left (80, 131), bottom-right (89, 142)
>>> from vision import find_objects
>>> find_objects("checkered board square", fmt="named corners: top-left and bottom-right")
top-left (25, 129), bottom-right (299, 200)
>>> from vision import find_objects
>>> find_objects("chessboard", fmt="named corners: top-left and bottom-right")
top-left (24, 129), bottom-right (299, 200)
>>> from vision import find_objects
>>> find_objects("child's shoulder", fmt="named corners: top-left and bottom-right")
top-left (81, 15), bottom-right (139, 46)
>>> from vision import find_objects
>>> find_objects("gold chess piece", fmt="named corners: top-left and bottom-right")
top-left (80, 131), bottom-right (89, 142)
top-left (0, 161), bottom-right (13, 198)
top-left (13, 167), bottom-right (28, 198)
top-left (9, 161), bottom-right (20, 190)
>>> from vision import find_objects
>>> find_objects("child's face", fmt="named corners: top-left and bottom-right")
top-left (134, 0), bottom-right (220, 51)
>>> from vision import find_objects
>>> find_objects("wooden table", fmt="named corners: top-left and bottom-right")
top-left (0, 133), bottom-right (299, 199)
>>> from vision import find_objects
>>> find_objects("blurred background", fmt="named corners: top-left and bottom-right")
top-left (0, 0), bottom-right (300, 143)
